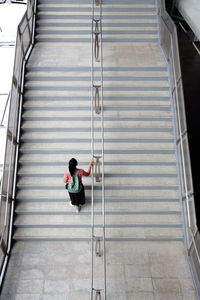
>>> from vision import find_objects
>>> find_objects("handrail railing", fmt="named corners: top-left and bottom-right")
top-left (0, 0), bottom-right (37, 288)
top-left (91, 0), bottom-right (106, 299)
top-left (157, 0), bottom-right (200, 287)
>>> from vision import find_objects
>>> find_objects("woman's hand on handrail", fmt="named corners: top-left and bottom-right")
top-left (86, 160), bottom-right (94, 175)
top-left (89, 160), bottom-right (94, 167)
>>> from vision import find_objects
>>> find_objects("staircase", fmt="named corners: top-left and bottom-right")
top-left (15, 0), bottom-right (182, 242)
top-left (16, 59), bottom-right (182, 242)
top-left (4, 0), bottom-right (196, 299)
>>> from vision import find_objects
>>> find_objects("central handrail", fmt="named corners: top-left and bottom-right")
top-left (91, 0), bottom-right (106, 299)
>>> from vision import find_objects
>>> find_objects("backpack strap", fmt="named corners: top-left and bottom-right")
top-left (75, 169), bottom-right (81, 176)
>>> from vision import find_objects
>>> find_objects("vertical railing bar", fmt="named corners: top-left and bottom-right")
top-left (99, 2), bottom-right (106, 298)
top-left (91, 0), bottom-right (106, 298)
top-left (91, 1), bottom-right (95, 298)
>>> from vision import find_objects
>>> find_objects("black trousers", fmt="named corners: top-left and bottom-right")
top-left (68, 184), bottom-right (85, 206)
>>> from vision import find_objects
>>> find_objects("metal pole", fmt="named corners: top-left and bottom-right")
top-left (91, 0), bottom-right (106, 298)
top-left (91, 2), bottom-right (95, 299)
top-left (99, 5), bottom-right (106, 298)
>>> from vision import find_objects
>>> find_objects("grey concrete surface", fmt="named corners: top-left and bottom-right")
top-left (1, 241), bottom-right (197, 299)
top-left (1, 0), bottom-right (198, 299)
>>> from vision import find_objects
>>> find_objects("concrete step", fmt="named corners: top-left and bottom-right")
top-left (22, 104), bottom-right (172, 111)
top-left (24, 85), bottom-right (170, 96)
top-left (25, 72), bottom-right (169, 81)
top-left (16, 197), bottom-right (180, 205)
top-left (19, 150), bottom-right (176, 160)
top-left (17, 175), bottom-right (178, 186)
top-left (19, 134), bottom-right (175, 147)
top-left (36, 26), bottom-right (158, 33)
top-left (21, 119), bottom-right (173, 129)
top-left (20, 132), bottom-right (174, 142)
top-left (16, 186), bottom-right (179, 199)
top-left (37, 11), bottom-right (157, 18)
top-left (14, 212), bottom-right (181, 227)
top-left (23, 98), bottom-right (170, 107)
top-left (22, 109), bottom-right (172, 119)
top-left (24, 74), bottom-right (169, 86)
top-left (21, 145), bottom-right (175, 155)
top-left (35, 33), bottom-right (158, 41)
top-left (35, 29), bottom-right (158, 36)
top-left (22, 100), bottom-right (171, 109)
top-left (35, 36), bottom-right (159, 43)
top-left (24, 91), bottom-right (170, 99)
top-left (22, 115), bottom-right (172, 121)
top-left (36, 19), bottom-right (158, 27)
top-left (18, 164), bottom-right (177, 174)
top-left (25, 73), bottom-right (169, 80)
top-left (18, 153), bottom-right (177, 164)
top-left (18, 159), bottom-right (176, 165)
top-left (37, 4), bottom-right (157, 12)
top-left (25, 66), bottom-right (168, 74)
top-left (24, 78), bottom-right (169, 87)
top-left (37, 13), bottom-right (157, 20)
top-left (37, 0), bottom-right (156, 4)
top-left (15, 200), bottom-right (181, 213)
top-left (24, 98), bottom-right (169, 108)
top-left (13, 227), bottom-right (183, 241)
top-left (37, 5), bottom-right (157, 12)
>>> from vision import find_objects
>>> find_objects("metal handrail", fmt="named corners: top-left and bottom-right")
top-left (99, 4), bottom-right (106, 297)
top-left (91, 0), bottom-right (106, 299)
top-left (91, 3), bottom-right (95, 296)
top-left (157, 0), bottom-right (200, 266)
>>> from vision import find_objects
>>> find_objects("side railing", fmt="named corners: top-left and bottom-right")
top-left (91, 0), bottom-right (106, 299)
top-left (157, 0), bottom-right (200, 290)
top-left (0, 0), bottom-right (37, 287)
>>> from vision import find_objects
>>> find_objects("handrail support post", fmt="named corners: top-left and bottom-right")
top-left (92, 288), bottom-right (103, 300)
top-left (93, 155), bottom-right (102, 182)
top-left (94, 236), bottom-right (102, 257)
top-left (93, 85), bottom-right (101, 115)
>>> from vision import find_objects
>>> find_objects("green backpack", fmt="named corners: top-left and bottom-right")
top-left (67, 170), bottom-right (82, 193)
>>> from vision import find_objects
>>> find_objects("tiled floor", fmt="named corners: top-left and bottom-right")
top-left (1, 241), bottom-right (197, 299)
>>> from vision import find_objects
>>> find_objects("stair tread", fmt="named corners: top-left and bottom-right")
top-left (14, 213), bottom-right (181, 226)
top-left (13, 0), bottom-right (182, 245)
top-left (15, 201), bottom-right (180, 213)
top-left (18, 165), bottom-right (177, 174)
top-left (13, 227), bottom-right (183, 240)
